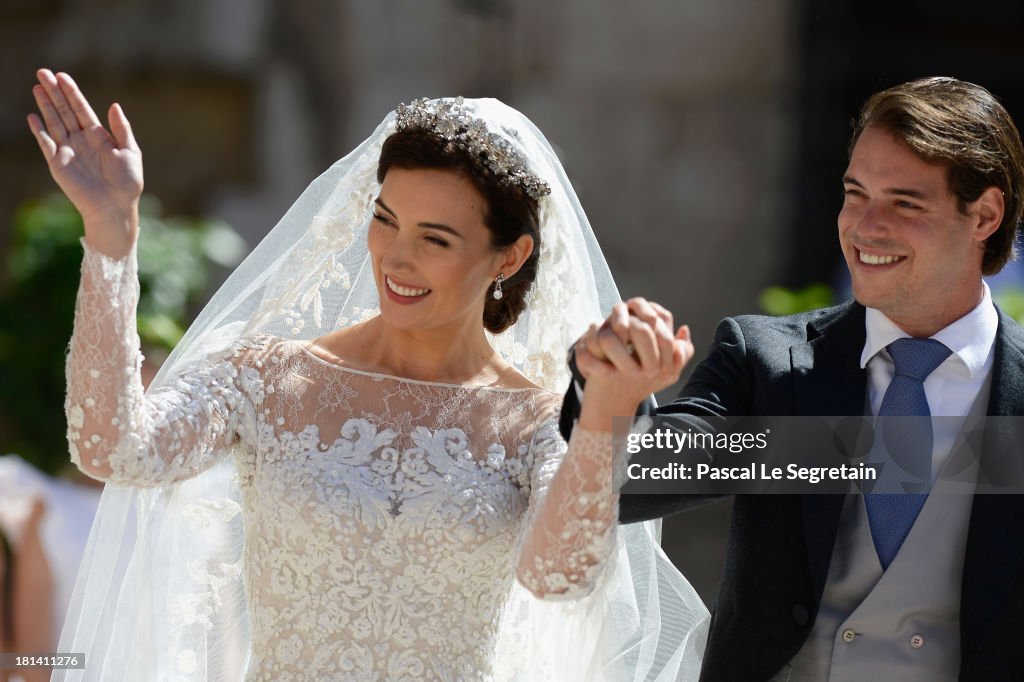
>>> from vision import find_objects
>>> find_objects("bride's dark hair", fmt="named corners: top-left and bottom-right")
top-left (377, 128), bottom-right (541, 334)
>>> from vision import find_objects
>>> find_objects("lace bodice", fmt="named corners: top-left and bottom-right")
top-left (65, 243), bottom-right (618, 681)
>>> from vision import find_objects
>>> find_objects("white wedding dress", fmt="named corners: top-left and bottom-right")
top-left (57, 97), bottom-right (709, 682)
top-left (65, 243), bottom-right (618, 681)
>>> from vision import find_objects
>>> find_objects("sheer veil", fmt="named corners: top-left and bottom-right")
top-left (55, 98), bottom-right (708, 680)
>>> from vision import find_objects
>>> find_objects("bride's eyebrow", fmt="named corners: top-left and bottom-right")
top-left (417, 221), bottom-right (463, 239)
top-left (374, 196), bottom-right (464, 239)
top-left (374, 197), bottom-right (397, 217)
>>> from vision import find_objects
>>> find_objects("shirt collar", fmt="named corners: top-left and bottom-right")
top-left (860, 281), bottom-right (998, 378)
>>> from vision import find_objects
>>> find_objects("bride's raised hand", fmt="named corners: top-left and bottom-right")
top-left (27, 69), bottom-right (143, 258)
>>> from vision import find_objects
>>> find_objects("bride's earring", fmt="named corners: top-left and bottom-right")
top-left (492, 274), bottom-right (504, 300)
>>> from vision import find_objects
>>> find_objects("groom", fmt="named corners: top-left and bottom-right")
top-left (562, 77), bottom-right (1024, 681)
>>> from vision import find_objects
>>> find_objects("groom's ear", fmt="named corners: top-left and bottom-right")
top-left (500, 234), bottom-right (534, 278)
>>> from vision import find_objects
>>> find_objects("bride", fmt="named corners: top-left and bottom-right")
top-left (29, 68), bottom-right (708, 680)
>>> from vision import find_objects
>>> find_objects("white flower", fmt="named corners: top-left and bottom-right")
top-left (486, 443), bottom-right (505, 468)
top-left (68, 405), bottom-right (85, 429)
top-left (278, 634), bottom-right (304, 664)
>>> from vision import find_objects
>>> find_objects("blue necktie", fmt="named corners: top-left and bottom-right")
top-left (865, 337), bottom-right (952, 569)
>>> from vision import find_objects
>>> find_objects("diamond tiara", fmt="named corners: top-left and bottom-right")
top-left (394, 97), bottom-right (552, 200)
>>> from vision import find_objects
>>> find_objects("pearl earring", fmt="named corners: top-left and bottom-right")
top-left (492, 274), bottom-right (504, 300)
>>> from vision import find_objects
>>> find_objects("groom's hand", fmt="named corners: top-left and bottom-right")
top-left (575, 299), bottom-right (694, 431)
top-left (575, 298), bottom-right (691, 387)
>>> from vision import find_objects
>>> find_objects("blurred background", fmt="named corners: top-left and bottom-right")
top-left (1, 0), bottom-right (1024, 635)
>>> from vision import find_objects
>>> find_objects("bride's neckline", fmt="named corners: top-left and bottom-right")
top-left (296, 340), bottom-right (549, 394)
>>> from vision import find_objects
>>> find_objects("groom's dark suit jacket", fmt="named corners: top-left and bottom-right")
top-left (560, 301), bottom-right (1024, 682)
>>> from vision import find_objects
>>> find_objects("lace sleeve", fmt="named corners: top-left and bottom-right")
top-left (65, 241), bottom-right (258, 487)
top-left (515, 419), bottom-right (618, 600)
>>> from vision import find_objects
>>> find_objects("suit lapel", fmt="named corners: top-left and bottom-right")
top-left (793, 303), bottom-right (869, 595)
top-left (791, 302), bottom-right (868, 417)
top-left (961, 309), bottom-right (1024, 659)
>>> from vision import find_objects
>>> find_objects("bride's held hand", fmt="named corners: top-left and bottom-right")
top-left (576, 298), bottom-right (693, 431)
top-left (27, 69), bottom-right (143, 259)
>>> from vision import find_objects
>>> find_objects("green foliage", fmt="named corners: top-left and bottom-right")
top-left (993, 287), bottom-right (1024, 324)
top-left (759, 282), bottom-right (1024, 325)
top-left (134, 196), bottom-right (247, 350)
top-left (758, 283), bottom-right (835, 316)
top-left (0, 194), bottom-right (245, 475)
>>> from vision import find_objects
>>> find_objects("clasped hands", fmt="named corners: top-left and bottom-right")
top-left (574, 298), bottom-right (693, 430)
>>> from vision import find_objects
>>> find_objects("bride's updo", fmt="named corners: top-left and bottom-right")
top-left (377, 128), bottom-right (541, 334)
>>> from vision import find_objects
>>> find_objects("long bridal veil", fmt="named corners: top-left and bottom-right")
top-left (55, 98), bottom-right (708, 681)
